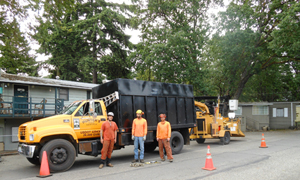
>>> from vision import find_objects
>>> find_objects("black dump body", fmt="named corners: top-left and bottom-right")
top-left (92, 79), bottom-right (196, 132)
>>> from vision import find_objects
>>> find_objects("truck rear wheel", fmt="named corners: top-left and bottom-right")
top-left (26, 156), bottom-right (40, 165)
top-left (40, 139), bottom-right (76, 172)
top-left (170, 131), bottom-right (184, 154)
top-left (196, 138), bottom-right (206, 144)
top-left (144, 142), bottom-right (157, 152)
top-left (220, 131), bottom-right (230, 145)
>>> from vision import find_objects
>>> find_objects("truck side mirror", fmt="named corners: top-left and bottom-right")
top-left (93, 112), bottom-right (97, 119)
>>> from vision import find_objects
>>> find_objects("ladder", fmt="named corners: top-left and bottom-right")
top-left (98, 91), bottom-right (119, 107)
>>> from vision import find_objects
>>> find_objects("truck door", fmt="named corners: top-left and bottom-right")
top-left (73, 101), bottom-right (106, 139)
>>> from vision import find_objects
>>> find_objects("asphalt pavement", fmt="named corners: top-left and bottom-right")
top-left (1, 130), bottom-right (300, 180)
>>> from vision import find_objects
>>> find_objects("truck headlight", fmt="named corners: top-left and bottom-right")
top-left (29, 134), bottom-right (34, 141)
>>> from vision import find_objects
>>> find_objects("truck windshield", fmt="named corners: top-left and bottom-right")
top-left (61, 102), bottom-right (82, 115)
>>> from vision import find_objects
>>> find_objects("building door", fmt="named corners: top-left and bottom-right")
top-left (14, 85), bottom-right (28, 114)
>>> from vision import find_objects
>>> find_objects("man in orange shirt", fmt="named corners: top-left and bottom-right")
top-left (157, 114), bottom-right (173, 162)
top-left (99, 112), bottom-right (118, 169)
top-left (132, 109), bottom-right (147, 163)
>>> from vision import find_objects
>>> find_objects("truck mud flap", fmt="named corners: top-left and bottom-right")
top-left (91, 141), bottom-right (98, 157)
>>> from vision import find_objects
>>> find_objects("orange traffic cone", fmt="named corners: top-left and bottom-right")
top-left (37, 151), bottom-right (52, 178)
top-left (259, 133), bottom-right (268, 148)
top-left (202, 145), bottom-right (216, 171)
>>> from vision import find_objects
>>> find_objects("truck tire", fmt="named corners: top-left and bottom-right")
top-left (196, 138), bottom-right (206, 144)
top-left (39, 139), bottom-right (76, 172)
top-left (220, 131), bottom-right (230, 145)
top-left (170, 131), bottom-right (184, 154)
top-left (144, 142), bottom-right (157, 153)
top-left (26, 156), bottom-right (40, 165)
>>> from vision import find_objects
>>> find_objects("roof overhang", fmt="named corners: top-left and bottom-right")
top-left (239, 102), bottom-right (273, 106)
top-left (0, 73), bottom-right (98, 90)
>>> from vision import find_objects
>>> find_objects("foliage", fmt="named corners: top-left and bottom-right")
top-left (239, 63), bottom-right (299, 102)
top-left (131, 0), bottom-right (223, 95)
top-left (0, 0), bottom-right (36, 75)
top-left (33, 0), bottom-right (135, 83)
top-left (208, 0), bottom-right (300, 100)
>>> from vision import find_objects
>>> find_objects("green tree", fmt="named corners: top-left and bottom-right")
top-left (131, 0), bottom-right (222, 95)
top-left (208, 0), bottom-right (300, 100)
top-left (33, 0), bottom-right (134, 83)
top-left (239, 62), bottom-right (300, 102)
top-left (0, 0), bottom-right (36, 75)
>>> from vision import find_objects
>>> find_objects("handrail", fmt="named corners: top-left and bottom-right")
top-left (0, 95), bottom-right (64, 118)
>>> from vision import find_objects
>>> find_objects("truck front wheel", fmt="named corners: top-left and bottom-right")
top-left (170, 131), bottom-right (184, 154)
top-left (26, 156), bottom-right (40, 165)
top-left (39, 139), bottom-right (76, 172)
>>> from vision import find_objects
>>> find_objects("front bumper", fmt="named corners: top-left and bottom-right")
top-left (18, 144), bottom-right (36, 158)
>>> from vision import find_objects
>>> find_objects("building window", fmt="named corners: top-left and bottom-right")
top-left (87, 91), bottom-right (91, 99)
top-left (276, 108), bottom-right (284, 117)
top-left (252, 106), bottom-right (269, 115)
top-left (59, 88), bottom-right (69, 101)
top-left (273, 108), bottom-right (288, 117)
top-left (235, 106), bottom-right (242, 115)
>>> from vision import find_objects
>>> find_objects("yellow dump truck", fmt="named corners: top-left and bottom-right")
top-left (18, 79), bottom-right (197, 172)
top-left (190, 97), bottom-right (245, 144)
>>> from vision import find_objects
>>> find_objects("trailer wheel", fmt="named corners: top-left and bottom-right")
top-left (144, 142), bottom-right (157, 152)
top-left (220, 131), bottom-right (230, 145)
top-left (196, 138), bottom-right (206, 144)
top-left (170, 131), bottom-right (184, 154)
top-left (39, 139), bottom-right (76, 172)
top-left (26, 156), bottom-right (40, 165)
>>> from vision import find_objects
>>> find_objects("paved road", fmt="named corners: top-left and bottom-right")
top-left (1, 130), bottom-right (300, 180)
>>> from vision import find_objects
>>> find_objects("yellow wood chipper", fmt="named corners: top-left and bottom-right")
top-left (190, 96), bottom-right (245, 144)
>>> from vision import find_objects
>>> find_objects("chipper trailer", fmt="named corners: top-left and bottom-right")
top-left (190, 96), bottom-right (245, 144)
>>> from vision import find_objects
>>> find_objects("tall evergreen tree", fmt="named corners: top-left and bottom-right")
top-left (0, 0), bottom-right (36, 75)
top-left (33, 0), bottom-right (134, 83)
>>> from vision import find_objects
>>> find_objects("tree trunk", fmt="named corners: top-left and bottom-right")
top-left (93, 68), bottom-right (97, 84)
top-left (232, 74), bottom-right (252, 99)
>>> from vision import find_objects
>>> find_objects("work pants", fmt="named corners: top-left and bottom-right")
top-left (134, 136), bottom-right (144, 160)
top-left (158, 139), bottom-right (173, 160)
top-left (101, 139), bottom-right (114, 161)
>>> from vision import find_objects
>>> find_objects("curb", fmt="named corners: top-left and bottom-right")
top-left (0, 151), bottom-right (18, 156)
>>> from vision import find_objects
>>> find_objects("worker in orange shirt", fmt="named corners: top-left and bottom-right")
top-left (157, 114), bottom-right (173, 162)
top-left (99, 112), bottom-right (118, 169)
top-left (132, 109), bottom-right (147, 163)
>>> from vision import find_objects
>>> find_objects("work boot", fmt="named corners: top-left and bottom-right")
top-left (99, 159), bottom-right (105, 169)
top-left (169, 159), bottom-right (173, 162)
top-left (106, 158), bottom-right (113, 167)
top-left (140, 159), bottom-right (144, 163)
top-left (132, 159), bottom-right (138, 163)
top-left (107, 163), bottom-right (114, 167)
top-left (161, 158), bottom-right (165, 162)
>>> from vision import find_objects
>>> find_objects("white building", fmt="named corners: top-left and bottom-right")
top-left (0, 71), bottom-right (98, 151)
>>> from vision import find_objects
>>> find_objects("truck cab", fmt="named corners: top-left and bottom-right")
top-left (18, 99), bottom-right (108, 172)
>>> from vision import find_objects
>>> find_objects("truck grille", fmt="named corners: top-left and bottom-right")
top-left (19, 126), bottom-right (26, 140)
